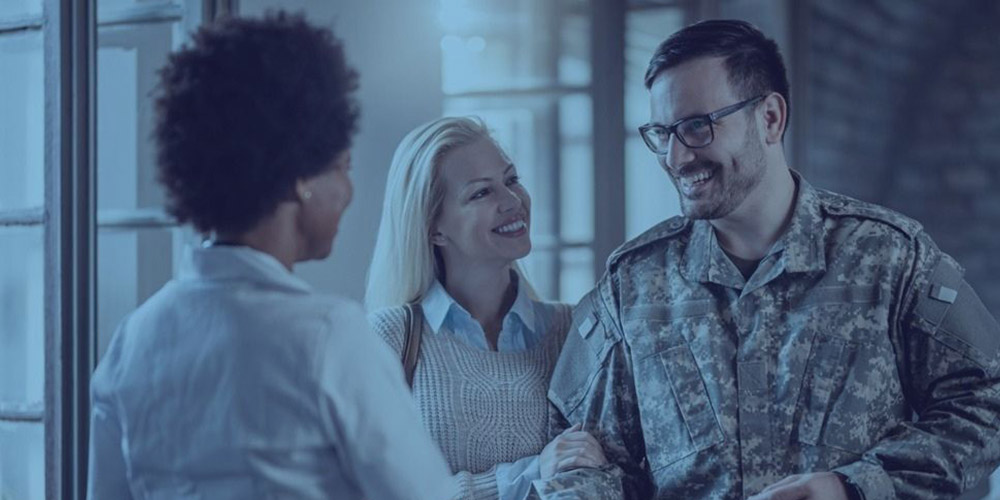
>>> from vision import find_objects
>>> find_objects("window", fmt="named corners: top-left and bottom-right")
top-left (438, 0), bottom-right (597, 303)
top-left (95, 0), bottom-right (203, 357)
top-left (0, 3), bottom-right (49, 498)
top-left (438, 0), bottom-right (688, 301)
top-left (0, 1), bottom-right (206, 498)
top-left (624, 4), bottom-right (685, 239)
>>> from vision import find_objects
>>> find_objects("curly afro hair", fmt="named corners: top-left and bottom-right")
top-left (155, 11), bottom-right (360, 234)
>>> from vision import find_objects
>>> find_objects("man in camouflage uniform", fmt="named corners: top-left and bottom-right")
top-left (532, 19), bottom-right (1000, 500)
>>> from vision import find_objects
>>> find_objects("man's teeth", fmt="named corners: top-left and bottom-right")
top-left (494, 220), bottom-right (526, 234)
top-left (682, 171), bottom-right (713, 185)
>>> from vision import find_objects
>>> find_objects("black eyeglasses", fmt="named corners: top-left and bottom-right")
top-left (638, 94), bottom-right (766, 154)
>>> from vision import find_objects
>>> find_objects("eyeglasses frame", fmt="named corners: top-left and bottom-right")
top-left (638, 94), bottom-right (767, 154)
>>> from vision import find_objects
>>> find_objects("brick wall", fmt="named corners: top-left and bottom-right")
top-left (803, 0), bottom-right (1000, 315)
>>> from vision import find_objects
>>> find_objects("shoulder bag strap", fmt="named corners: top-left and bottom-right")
top-left (401, 303), bottom-right (424, 388)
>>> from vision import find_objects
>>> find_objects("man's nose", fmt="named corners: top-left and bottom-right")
top-left (662, 134), bottom-right (695, 172)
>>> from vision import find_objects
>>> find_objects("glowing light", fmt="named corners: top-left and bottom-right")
top-left (466, 36), bottom-right (486, 52)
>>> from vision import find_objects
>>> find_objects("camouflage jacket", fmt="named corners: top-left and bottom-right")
top-left (533, 176), bottom-right (1000, 500)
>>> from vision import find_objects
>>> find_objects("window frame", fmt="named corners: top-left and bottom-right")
top-left (0, 1), bottom-right (219, 498)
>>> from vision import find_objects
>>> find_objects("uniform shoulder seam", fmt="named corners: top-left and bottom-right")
top-left (816, 188), bottom-right (923, 238)
top-left (606, 215), bottom-right (689, 269)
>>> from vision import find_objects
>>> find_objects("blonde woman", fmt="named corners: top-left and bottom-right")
top-left (366, 116), bottom-right (607, 499)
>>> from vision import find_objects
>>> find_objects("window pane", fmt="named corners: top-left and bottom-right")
top-left (624, 8), bottom-right (683, 128)
top-left (97, 21), bottom-right (178, 212)
top-left (0, 0), bottom-right (41, 19)
top-left (625, 8), bottom-right (684, 240)
top-left (559, 247), bottom-right (593, 304)
top-left (557, 6), bottom-right (590, 87)
top-left (0, 30), bottom-right (44, 211)
top-left (626, 136), bottom-right (679, 239)
top-left (97, 0), bottom-right (176, 14)
top-left (440, 0), bottom-right (590, 93)
top-left (0, 227), bottom-right (44, 404)
top-left (97, 226), bottom-right (198, 358)
top-left (444, 95), bottom-right (560, 239)
top-left (520, 249), bottom-right (556, 302)
top-left (0, 421), bottom-right (44, 500)
top-left (559, 94), bottom-right (593, 243)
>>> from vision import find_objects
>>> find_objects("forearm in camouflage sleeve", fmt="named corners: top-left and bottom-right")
top-left (528, 465), bottom-right (624, 500)
top-left (835, 234), bottom-right (1000, 500)
top-left (534, 290), bottom-right (653, 499)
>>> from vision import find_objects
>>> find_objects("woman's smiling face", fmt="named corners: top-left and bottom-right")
top-left (432, 137), bottom-right (532, 272)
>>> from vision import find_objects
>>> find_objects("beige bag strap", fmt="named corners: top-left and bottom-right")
top-left (401, 303), bottom-right (424, 388)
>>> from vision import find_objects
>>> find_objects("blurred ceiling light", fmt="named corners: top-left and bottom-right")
top-left (466, 36), bottom-right (486, 52)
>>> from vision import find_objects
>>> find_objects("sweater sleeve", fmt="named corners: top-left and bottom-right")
top-left (319, 302), bottom-right (457, 500)
top-left (455, 466), bottom-right (501, 500)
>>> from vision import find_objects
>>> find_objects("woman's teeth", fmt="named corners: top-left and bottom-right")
top-left (494, 220), bottom-right (526, 234)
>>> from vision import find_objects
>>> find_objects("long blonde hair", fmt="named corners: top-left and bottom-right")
top-left (365, 116), bottom-right (533, 310)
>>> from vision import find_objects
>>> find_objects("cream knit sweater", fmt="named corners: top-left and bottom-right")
top-left (369, 303), bottom-right (571, 500)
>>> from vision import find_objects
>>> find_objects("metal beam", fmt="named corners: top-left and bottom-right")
top-left (48, 0), bottom-right (97, 498)
top-left (590, 0), bottom-right (626, 274)
top-left (0, 207), bottom-right (45, 226)
top-left (97, 2), bottom-right (183, 27)
top-left (0, 14), bottom-right (43, 33)
top-left (0, 401), bottom-right (45, 422)
top-left (97, 208), bottom-right (177, 230)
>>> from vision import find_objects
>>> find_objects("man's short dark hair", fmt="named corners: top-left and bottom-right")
top-left (645, 19), bottom-right (790, 135)
top-left (155, 11), bottom-right (360, 234)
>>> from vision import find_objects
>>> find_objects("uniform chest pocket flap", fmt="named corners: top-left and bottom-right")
top-left (638, 343), bottom-right (725, 471)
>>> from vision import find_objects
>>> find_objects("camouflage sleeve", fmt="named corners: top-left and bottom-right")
top-left (833, 232), bottom-right (1000, 500)
top-left (528, 465), bottom-right (624, 500)
top-left (530, 285), bottom-right (654, 500)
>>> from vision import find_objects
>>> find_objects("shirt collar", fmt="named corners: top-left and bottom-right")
top-left (182, 244), bottom-right (313, 294)
top-left (507, 271), bottom-right (536, 334)
top-left (772, 171), bottom-right (826, 274)
top-left (420, 270), bottom-right (536, 335)
top-left (421, 279), bottom-right (454, 334)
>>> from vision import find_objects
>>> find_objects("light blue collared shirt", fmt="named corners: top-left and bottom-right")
top-left (420, 273), bottom-right (548, 500)
top-left (87, 245), bottom-right (456, 500)
top-left (420, 274), bottom-right (542, 352)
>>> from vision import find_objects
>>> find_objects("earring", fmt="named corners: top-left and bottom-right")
top-left (301, 190), bottom-right (312, 200)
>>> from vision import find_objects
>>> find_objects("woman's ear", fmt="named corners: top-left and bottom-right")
top-left (430, 229), bottom-right (447, 246)
top-left (295, 178), bottom-right (313, 203)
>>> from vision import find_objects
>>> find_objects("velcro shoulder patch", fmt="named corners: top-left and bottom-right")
top-left (915, 255), bottom-right (1000, 374)
top-left (549, 290), bottom-right (619, 417)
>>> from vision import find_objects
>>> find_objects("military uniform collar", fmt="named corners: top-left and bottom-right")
top-left (680, 218), bottom-right (736, 287)
top-left (771, 171), bottom-right (826, 274)
top-left (679, 170), bottom-right (826, 285)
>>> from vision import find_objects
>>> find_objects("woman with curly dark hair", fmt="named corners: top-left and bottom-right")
top-left (86, 12), bottom-right (455, 500)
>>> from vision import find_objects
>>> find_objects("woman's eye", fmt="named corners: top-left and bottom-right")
top-left (471, 188), bottom-right (490, 200)
top-left (505, 175), bottom-right (520, 186)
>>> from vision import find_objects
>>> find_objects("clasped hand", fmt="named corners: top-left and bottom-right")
top-left (538, 423), bottom-right (608, 479)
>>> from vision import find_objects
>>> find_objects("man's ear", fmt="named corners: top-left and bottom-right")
top-left (760, 92), bottom-right (787, 145)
